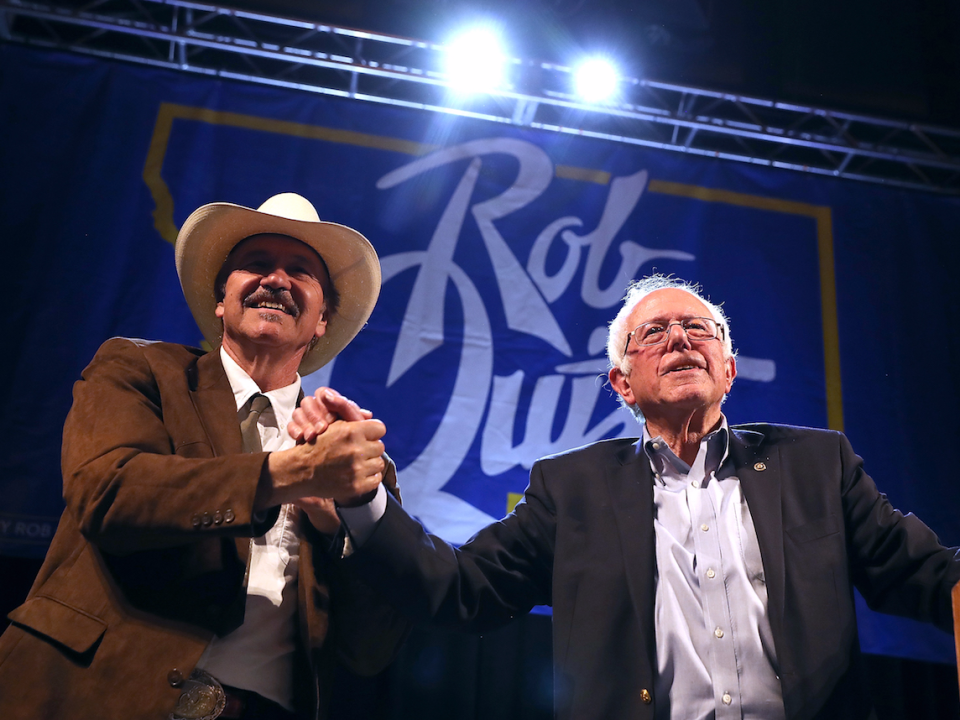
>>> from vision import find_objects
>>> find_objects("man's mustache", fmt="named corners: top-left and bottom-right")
top-left (243, 288), bottom-right (300, 318)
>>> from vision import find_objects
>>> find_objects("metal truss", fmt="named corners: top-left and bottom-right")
top-left (4, 0), bottom-right (960, 195)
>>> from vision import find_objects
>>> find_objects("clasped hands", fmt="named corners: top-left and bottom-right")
top-left (264, 388), bottom-right (386, 533)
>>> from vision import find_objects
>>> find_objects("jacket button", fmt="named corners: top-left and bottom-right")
top-left (191, 515), bottom-right (201, 529)
top-left (640, 689), bottom-right (652, 704)
top-left (168, 669), bottom-right (184, 687)
top-left (224, 509), bottom-right (236, 523)
top-left (213, 511), bottom-right (223, 525)
top-left (201, 512), bottom-right (213, 527)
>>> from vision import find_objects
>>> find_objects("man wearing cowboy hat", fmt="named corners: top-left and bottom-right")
top-left (0, 194), bottom-right (407, 720)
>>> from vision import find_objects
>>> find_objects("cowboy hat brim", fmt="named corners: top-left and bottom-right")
top-left (175, 199), bottom-right (381, 375)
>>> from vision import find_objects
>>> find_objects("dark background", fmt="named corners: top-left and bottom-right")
top-left (1, 553), bottom-right (958, 719)
top-left (3, 0), bottom-right (960, 716)
top-left (215, 0), bottom-right (960, 126)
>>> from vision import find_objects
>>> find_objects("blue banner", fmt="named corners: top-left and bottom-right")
top-left (3, 43), bottom-right (960, 663)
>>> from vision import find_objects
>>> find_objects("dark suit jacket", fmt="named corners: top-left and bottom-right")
top-left (348, 423), bottom-right (960, 720)
top-left (0, 338), bottom-right (407, 720)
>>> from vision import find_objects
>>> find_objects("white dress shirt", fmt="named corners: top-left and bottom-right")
top-left (196, 348), bottom-right (303, 710)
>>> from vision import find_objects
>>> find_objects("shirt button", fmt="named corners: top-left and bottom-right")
top-left (701, 524), bottom-right (709, 532)
top-left (213, 511), bottom-right (223, 525)
top-left (714, 627), bottom-right (724, 639)
top-left (224, 509), bottom-right (236, 523)
top-left (191, 514), bottom-right (201, 529)
top-left (651, 442), bottom-right (660, 450)
top-left (706, 568), bottom-right (716, 578)
top-left (201, 512), bottom-right (213, 527)
top-left (692, 480), bottom-right (700, 488)
top-left (722, 693), bottom-right (732, 705)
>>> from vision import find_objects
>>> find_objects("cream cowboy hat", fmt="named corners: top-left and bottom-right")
top-left (175, 192), bottom-right (381, 375)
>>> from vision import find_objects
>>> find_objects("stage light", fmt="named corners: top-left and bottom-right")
top-left (444, 27), bottom-right (507, 93)
top-left (574, 57), bottom-right (619, 103)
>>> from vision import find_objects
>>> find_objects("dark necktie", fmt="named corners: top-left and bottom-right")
top-left (239, 394), bottom-right (271, 453)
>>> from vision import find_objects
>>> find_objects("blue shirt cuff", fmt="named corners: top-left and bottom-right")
top-left (338, 482), bottom-right (387, 549)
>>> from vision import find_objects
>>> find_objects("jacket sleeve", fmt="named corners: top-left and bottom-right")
top-left (61, 338), bottom-right (275, 554)
top-left (343, 457), bottom-right (557, 633)
top-left (839, 431), bottom-right (960, 631)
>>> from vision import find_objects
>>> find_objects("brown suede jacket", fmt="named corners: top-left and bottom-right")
top-left (0, 338), bottom-right (407, 720)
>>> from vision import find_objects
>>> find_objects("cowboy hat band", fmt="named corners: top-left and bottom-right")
top-left (175, 193), bottom-right (381, 375)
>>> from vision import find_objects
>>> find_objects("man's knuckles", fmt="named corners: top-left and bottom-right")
top-left (358, 419), bottom-right (386, 439)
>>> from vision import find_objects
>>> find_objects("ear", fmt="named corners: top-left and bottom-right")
top-left (314, 313), bottom-right (327, 340)
top-left (609, 366), bottom-right (635, 406)
top-left (215, 302), bottom-right (225, 319)
top-left (724, 355), bottom-right (737, 393)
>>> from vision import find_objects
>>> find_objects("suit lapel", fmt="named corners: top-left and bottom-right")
top-left (189, 349), bottom-right (243, 457)
top-left (605, 440), bottom-right (658, 666)
top-left (730, 428), bottom-right (786, 647)
top-left (189, 350), bottom-right (249, 566)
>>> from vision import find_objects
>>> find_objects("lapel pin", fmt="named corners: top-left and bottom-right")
top-left (754, 462), bottom-right (767, 471)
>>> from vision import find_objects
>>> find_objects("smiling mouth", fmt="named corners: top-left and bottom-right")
top-left (244, 292), bottom-right (299, 318)
top-left (665, 364), bottom-right (703, 374)
top-left (251, 300), bottom-right (293, 315)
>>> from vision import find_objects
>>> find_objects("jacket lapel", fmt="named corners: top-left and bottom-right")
top-left (189, 349), bottom-right (243, 457)
top-left (730, 428), bottom-right (786, 648)
top-left (605, 440), bottom-right (659, 667)
top-left (188, 350), bottom-right (250, 570)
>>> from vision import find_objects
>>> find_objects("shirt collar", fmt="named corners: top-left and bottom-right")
top-left (219, 346), bottom-right (301, 430)
top-left (642, 416), bottom-right (731, 483)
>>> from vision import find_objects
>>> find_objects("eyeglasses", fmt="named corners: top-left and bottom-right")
top-left (624, 317), bottom-right (724, 355)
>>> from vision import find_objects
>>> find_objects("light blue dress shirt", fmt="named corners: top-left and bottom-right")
top-left (645, 419), bottom-right (785, 720)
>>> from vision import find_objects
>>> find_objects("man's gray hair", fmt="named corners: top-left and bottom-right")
top-left (606, 275), bottom-right (735, 373)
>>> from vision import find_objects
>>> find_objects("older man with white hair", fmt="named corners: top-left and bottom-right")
top-left (296, 274), bottom-right (960, 720)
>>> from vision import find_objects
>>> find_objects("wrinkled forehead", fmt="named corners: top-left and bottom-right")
top-left (629, 287), bottom-right (715, 325)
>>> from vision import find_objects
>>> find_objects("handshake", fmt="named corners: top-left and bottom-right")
top-left (260, 388), bottom-right (388, 533)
